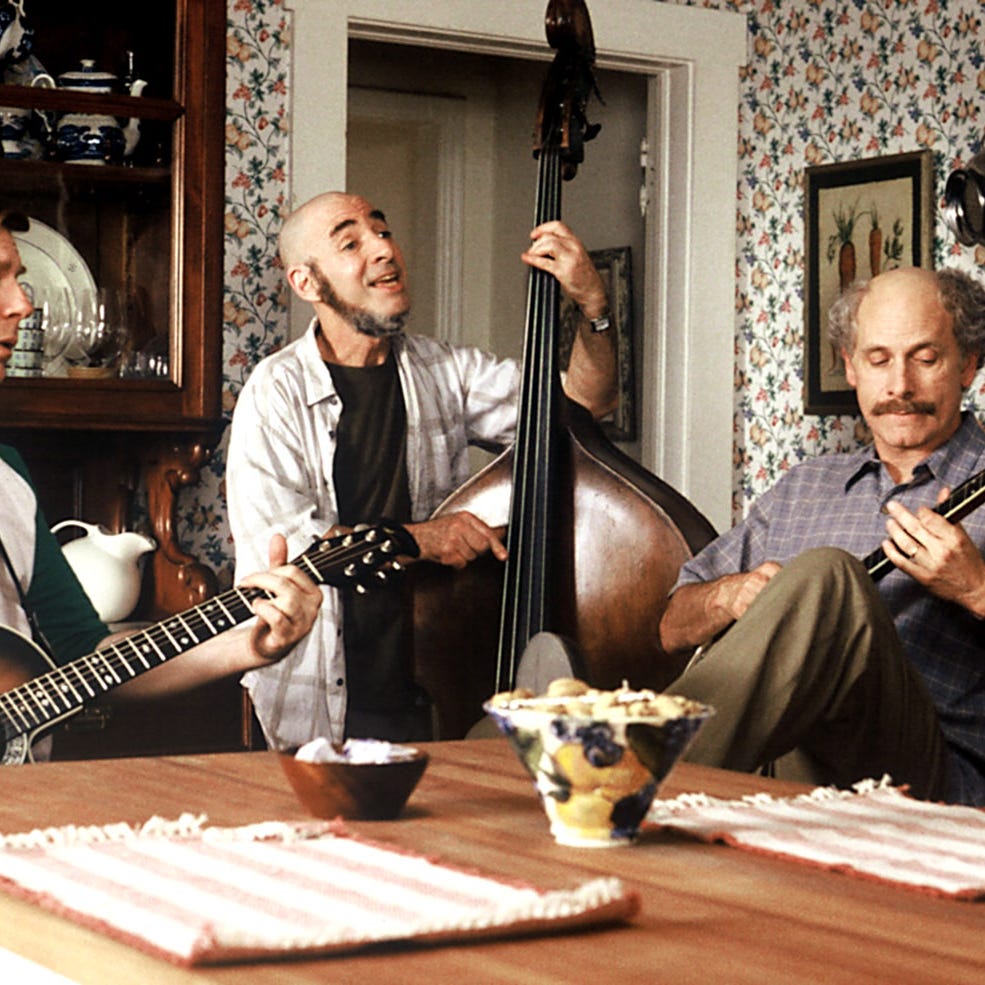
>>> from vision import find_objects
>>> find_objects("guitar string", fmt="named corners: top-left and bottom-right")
top-left (0, 528), bottom-right (407, 738)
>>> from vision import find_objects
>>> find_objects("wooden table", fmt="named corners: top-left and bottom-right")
top-left (0, 740), bottom-right (981, 984)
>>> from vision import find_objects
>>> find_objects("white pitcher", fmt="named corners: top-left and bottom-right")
top-left (51, 520), bottom-right (156, 623)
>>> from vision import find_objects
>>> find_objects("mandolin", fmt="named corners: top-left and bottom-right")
top-left (864, 467), bottom-right (985, 581)
top-left (0, 523), bottom-right (418, 765)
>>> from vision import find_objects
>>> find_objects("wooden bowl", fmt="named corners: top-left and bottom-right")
top-left (277, 749), bottom-right (429, 820)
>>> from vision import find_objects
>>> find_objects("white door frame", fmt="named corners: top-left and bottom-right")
top-left (285, 0), bottom-right (747, 531)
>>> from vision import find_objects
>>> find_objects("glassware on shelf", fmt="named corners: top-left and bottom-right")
top-left (40, 287), bottom-right (75, 377)
top-left (65, 287), bottom-right (130, 378)
top-left (120, 334), bottom-right (170, 379)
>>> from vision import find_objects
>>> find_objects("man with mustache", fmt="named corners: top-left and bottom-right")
top-left (226, 191), bottom-right (616, 748)
top-left (660, 265), bottom-right (985, 805)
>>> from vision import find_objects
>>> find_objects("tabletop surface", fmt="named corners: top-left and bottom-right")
top-left (0, 739), bottom-right (982, 985)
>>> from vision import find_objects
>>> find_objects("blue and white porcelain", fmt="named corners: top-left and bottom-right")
top-left (0, 1), bottom-right (32, 68)
top-left (0, 104), bottom-right (30, 157)
top-left (35, 59), bottom-right (148, 165)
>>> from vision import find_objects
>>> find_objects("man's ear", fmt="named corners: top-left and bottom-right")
top-left (286, 263), bottom-right (319, 302)
top-left (842, 348), bottom-right (857, 389)
top-left (960, 350), bottom-right (978, 389)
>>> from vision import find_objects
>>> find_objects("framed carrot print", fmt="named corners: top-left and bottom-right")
top-left (803, 150), bottom-right (933, 414)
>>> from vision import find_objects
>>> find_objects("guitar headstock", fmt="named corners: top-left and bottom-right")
top-left (300, 523), bottom-right (420, 593)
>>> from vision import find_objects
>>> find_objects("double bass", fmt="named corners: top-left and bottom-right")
top-left (410, 0), bottom-right (717, 739)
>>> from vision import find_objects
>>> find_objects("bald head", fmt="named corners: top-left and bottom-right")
top-left (279, 192), bottom-right (379, 269)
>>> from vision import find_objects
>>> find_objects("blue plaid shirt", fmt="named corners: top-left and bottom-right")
top-left (676, 413), bottom-right (985, 805)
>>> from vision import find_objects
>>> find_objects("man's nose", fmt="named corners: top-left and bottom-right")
top-left (887, 360), bottom-right (915, 397)
top-left (372, 236), bottom-right (396, 262)
top-left (1, 281), bottom-right (33, 324)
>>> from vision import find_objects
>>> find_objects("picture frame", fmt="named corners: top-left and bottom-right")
top-left (560, 245), bottom-right (636, 441)
top-left (803, 150), bottom-right (933, 415)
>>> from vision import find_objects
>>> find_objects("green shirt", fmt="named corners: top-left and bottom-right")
top-left (0, 445), bottom-right (108, 668)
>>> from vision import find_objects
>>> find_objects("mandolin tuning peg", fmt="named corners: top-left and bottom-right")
top-left (353, 523), bottom-right (370, 531)
top-left (361, 551), bottom-right (377, 565)
top-left (390, 560), bottom-right (403, 572)
top-left (342, 534), bottom-right (354, 547)
top-left (344, 563), bottom-right (357, 578)
top-left (355, 583), bottom-right (368, 595)
top-left (374, 570), bottom-right (388, 583)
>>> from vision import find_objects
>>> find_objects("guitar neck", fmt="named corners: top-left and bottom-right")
top-left (0, 524), bottom-right (416, 746)
top-left (864, 466), bottom-right (985, 581)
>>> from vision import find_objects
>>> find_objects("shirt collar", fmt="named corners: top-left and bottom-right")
top-left (843, 411), bottom-right (985, 492)
top-left (297, 316), bottom-right (406, 407)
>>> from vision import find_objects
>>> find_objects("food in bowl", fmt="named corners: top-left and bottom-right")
top-left (484, 678), bottom-right (712, 847)
top-left (277, 739), bottom-right (429, 820)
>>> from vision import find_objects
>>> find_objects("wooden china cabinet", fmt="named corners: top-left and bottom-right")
top-left (0, 2), bottom-right (253, 758)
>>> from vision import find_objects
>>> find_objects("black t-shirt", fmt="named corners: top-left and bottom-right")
top-left (327, 353), bottom-right (417, 718)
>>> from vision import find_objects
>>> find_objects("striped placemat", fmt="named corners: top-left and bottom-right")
top-left (646, 778), bottom-right (985, 898)
top-left (0, 815), bottom-right (638, 966)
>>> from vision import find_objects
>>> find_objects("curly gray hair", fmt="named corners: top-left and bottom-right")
top-left (827, 267), bottom-right (985, 369)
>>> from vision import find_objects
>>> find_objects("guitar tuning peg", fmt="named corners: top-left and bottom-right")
top-left (361, 551), bottom-right (377, 565)
top-left (344, 563), bottom-right (357, 578)
top-left (342, 534), bottom-right (354, 546)
top-left (374, 570), bottom-right (388, 583)
top-left (390, 560), bottom-right (403, 572)
top-left (355, 583), bottom-right (368, 595)
top-left (353, 523), bottom-right (369, 532)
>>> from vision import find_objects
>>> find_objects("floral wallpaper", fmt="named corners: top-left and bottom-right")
top-left (183, 0), bottom-right (985, 585)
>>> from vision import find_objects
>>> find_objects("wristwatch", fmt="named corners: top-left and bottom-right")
top-left (588, 309), bottom-right (611, 333)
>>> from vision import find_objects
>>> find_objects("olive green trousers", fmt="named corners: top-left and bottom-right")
top-left (670, 547), bottom-right (949, 801)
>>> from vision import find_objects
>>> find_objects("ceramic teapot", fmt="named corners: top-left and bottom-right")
top-left (34, 59), bottom-right (147, 164)
top-left (0, 2), bottom-right (32, 68)
top-left (51, 520), bottom-right (156, 624)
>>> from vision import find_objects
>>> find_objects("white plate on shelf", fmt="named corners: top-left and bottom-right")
top-left (11, 217), bottom-right (96, 310)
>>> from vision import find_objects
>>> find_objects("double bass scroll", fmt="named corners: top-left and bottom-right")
top-left (409, 0), bottom-right (717, 740)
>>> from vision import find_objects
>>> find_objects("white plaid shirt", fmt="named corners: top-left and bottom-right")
top-left (226, 320), bottom-right (520, 748)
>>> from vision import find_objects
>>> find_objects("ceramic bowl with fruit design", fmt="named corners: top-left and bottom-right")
top-left (484, 682), bottom-right (713, 847)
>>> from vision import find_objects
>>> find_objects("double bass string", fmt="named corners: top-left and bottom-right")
top-left (495, 145), bottom-right (564, 690)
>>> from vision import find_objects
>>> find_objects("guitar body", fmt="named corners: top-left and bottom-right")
top-left (0, 625), bottom-right (61, 764)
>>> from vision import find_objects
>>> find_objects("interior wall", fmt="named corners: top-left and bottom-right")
top-left (347, 41), bottom-right (647, 454)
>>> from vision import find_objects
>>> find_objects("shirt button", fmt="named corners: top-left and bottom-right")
top-left (335, 678), bottom-right (344, 687)
top-left (328, 430), bottom-right (336, 439)
top-left (328, 394), bottom-right (339, 405)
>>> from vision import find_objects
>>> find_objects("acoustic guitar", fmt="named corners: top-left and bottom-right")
top-left (0, 523), bottom-right (417, 765)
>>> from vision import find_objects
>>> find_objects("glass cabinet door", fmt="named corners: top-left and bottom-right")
top-left (0, 0), bottom-right (223, 431)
